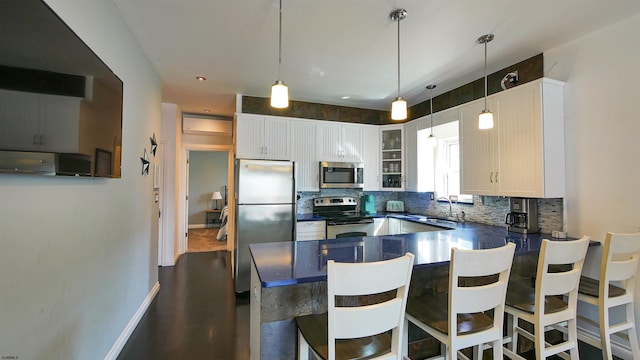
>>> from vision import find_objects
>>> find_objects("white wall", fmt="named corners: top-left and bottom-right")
top-left (161, 103), bottom-right (180, 265)
top-left (545, 13), bottom-right (640, 344)
top-left (0, 1), bottom-right (162, 359)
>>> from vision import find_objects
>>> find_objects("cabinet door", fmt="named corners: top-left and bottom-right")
top-left (388, 218), bottom-right (401, 235)
top-left (290, 120), bottom-right (318, 191)
top-left (316, 122), bottom-right (342, 161)
top-left (0, 90), bottom-right (38, 151)
top-left (380, 126), bottom-right (404, 190)
top-left (495, 84), bottom-right (543, 197)
top-left (459, 99), bottom-right (495, 195)
top-left (340, 124), bottom-right (363, 162)
top-left (38, 94), bottom-right (81, 153)
top-left (404, 120), bottom-right (418, 191)
top-left (236, 114), bottom-right (264, 158)
top-left (362, 125), bottom-right (380, 190)
top-left (373, 218), bottom-right (388, 236)
top-left (262, 116), bottom-right (290, 160)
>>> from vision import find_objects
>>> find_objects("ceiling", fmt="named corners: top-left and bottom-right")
top-left (112, 0), bottom-right (640, 118)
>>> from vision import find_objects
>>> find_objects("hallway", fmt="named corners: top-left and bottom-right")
top-left (117, 251), bottom-right (249, 360)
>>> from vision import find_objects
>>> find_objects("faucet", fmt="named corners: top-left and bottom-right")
top-left (437, 197), bottom-right (454, 220)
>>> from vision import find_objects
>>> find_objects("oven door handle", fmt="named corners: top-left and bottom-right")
top-left (327, 218), bottom-right (374, 226)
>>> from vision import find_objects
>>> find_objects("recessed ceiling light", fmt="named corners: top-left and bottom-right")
top-left (341, 96), bottom-right (350, 100)
top-left (203, 109), bottom-right (211, 113)
top-left (196, 76), bottom-right (206, 81)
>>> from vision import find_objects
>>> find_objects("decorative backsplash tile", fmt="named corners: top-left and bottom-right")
top-left (298, 190), bottom-right (564, 234)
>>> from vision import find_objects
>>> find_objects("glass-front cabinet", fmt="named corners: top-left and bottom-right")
top-left (380, 125), bottom-right (403, 190)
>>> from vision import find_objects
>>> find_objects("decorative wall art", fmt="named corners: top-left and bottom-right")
top-left (140, 148), bottom-right (150, 175)
top-left (150, 133), bottom-right (158, 156)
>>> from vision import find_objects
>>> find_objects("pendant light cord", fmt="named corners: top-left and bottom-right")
top-left (397, 18), bottom-right (401, 98)
top-left (483, 40), bottom-right (488, 111)
top-left (278, 0), bottom-right (283, 81)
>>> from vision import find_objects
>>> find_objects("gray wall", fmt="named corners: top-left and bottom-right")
top-left (0, 1), bottom-right (162, 359)
top-left (188, 151), bottom-right (228, 226)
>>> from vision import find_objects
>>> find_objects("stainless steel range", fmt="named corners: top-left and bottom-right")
top-left (313, 196), bottom-right (374, 239)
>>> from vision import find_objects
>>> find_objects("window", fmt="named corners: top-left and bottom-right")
top-left (418, 121), bottom-right (473, 204)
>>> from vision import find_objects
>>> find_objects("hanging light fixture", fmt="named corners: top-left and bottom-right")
top-left (478, 34), bottom-right (494, 129)
top-left (270, 0), bottom-right (289, 108)
top-left (390, 9), bottom-right (407, 121)
top-left (426, 84), bottom-right (437, 146)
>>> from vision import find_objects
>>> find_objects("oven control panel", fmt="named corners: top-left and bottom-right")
top-left (314, 196), bottom-right (358, 207)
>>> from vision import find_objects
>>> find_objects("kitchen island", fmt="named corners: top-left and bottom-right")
top-left (248, 221), bottom-right (591, 359)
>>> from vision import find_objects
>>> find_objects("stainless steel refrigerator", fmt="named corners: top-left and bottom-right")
top-left (234, 159), bottom-right (296, 293)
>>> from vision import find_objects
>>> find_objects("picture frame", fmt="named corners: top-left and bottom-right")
top-left (95, 148), bottom-right (112, 177)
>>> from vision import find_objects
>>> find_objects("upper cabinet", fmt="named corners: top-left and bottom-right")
top-left (0, 90), bottom-right (82, 153)
top-left (459, 78), bottom-right (565, 198)
top-left (236, 114), bottom-right (290, 160)
top-left (361, 125), bottom-right (380, 191)
top-left (403, 120), bottom-right (419, 191)
top-left (290, 119), bottom-right (318, 191)
top-left (316, 122), bottom-right (363, 162)
top-left (380, 125), bottom-right (404, 190)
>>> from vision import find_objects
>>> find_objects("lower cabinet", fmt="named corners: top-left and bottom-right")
top-left (388, 218), bottom-right (402, 235)
top-left (373, 218), bottom-right (388, 236)
top-left (296, 220), bottom-right (326, 241)
top-left (400, 220), bottom-right (445, 234)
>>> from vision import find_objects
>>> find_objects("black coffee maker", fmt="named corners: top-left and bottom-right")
top-left (505, 197), bottom-right (540, 234)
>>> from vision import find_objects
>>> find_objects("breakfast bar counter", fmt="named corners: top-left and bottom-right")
top-left (248, 222), bottom-right (591, 359)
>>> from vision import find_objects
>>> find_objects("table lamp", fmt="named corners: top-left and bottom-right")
top-left (211, 191), bottom-right (222, 210)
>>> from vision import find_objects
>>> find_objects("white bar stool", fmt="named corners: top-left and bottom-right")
top-left (404, 243), bottom-right (516, 360)
top-left (503, 236), bottom-right (590, 360)
top-left (295, 252), bottom-right (415, 360)
top-left (577, 232), bottom-right (640, 360)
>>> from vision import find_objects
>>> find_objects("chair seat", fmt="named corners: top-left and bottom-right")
top-left (407, 293), bottom-right (493, 336)
top-left (295, 313), bottom-right (391, 360)
top-left (506, 279), bottom-right (568, 314)
top-left (578, 275), bottom-right (626, 298)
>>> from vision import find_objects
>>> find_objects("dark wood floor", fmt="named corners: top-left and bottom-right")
top-left (117, 251), bottom-right (249, 360)
top-left (116, 250), bottom-right (611, 360)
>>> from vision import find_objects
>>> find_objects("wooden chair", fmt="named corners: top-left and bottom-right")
top-left (405, 243), bottom-right (516, 360)
top-left (503, 236), bottom-right (590, 360)
top-left (295, 252), bottom-right (415, 360)
top-left (577, 232), bottom-right (640, 360)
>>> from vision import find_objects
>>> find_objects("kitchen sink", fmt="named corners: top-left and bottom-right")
top-left (406, 215), bottom-right (458, 228)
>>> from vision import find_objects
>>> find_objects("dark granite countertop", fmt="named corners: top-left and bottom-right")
top-left (250, 220), bottom-right (592, 288)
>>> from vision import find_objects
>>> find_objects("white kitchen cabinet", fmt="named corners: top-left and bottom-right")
top-left (316, 121), bottom-right (363, 162)
top-left (236, 113), bottom-right (290, 160)
top-left (403, 119), bottom-right (418, 191)
top-left (388, 218), bottom-right (401, 235)
top-left (296, 220), bottom-right (326, 241)
top-left (399, 220), bottom-right (446, 234)
top-left (373, 217), bottom-right (388, 236)
top-left (290, 119), bottom-right (318, 191)
top-left (460, 78), bottom-right (565, 198)
top-left (380, 125), bottom-right (404, 190)
top-left (0, 89), bottom-right (82, 153)
top-left (361, 124), bottom-right (380, 190)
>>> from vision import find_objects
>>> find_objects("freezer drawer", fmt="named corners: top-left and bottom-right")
top-left (234, 204), bottom-right (294, 292)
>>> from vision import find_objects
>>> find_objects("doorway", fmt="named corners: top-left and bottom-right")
top-left (186, 150), bottom-right (229, 253)
top-left (177, 144), bottom-right (234, 257)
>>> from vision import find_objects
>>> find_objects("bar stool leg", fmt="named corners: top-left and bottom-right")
top-left (628, 302), bottom-right (640, 359)
top-left (507, 313), bottom-right (518, 354)
top-left (298, 329), bottom-right (310, 360)
top-left (568, 318), bottom-right (579, 359)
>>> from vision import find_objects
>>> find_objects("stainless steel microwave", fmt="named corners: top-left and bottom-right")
top-left (319, 161), bottom-right (364, 189)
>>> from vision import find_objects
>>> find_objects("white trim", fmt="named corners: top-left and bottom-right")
top-left (188, 224), bottom-right (206, 229)
top-left (104, 281), bottom-right (160, 360)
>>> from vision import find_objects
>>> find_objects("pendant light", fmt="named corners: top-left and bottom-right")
top-left (270, 0), bottom-right (289, 108)
top-left (478, 34), bottom-right (494, 129)
top-left (390, 9), bottom-right (407, 121)
top-left (427, 84), bottom-right (436, 140)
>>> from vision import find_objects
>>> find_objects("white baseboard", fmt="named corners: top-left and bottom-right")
top-left (104, 281), bottom-right (160, 360)
top-left (187, 224), bottom-right (206, 229)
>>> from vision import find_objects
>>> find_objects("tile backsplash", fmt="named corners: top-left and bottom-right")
top-left (298, 190), bottom-right (564, 235)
